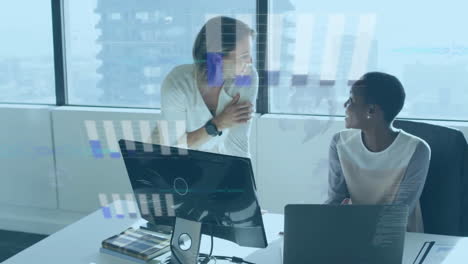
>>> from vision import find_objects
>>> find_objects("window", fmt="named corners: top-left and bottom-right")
top-left (65, 0), bottom-right (255, 108)
top-left (268, 0), bottom-right (468, 120)
top-left (0, 1), bottom-right (55, 104)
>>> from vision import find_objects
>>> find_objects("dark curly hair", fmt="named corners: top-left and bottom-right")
top-left (354, 72), bottom-right (406, 123)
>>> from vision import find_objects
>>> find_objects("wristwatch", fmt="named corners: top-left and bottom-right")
top-left (205, 119), bottom-right (222, 137)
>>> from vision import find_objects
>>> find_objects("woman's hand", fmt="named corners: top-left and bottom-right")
top-left (213, 93), bottom-right (254, 130)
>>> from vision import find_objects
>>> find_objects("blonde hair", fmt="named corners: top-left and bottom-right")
top-left (192, 16), bottom-right (255, 85)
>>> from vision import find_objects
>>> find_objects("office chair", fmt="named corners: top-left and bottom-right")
top-left (394, 120), bottom-right (468, 236)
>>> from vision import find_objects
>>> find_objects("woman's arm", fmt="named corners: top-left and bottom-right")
top-left (185, 126), bottom-right (213, 149)
top-left (186, 95), bottom-right (252, 149)
top-left (155, 69), bottom-right (253, 149)
top-left (325, 133), bottom-right (350, 204)
top-left (223, 68), bottom-right (259, 158)
top-left (393, 141), bottom-right (431, 212)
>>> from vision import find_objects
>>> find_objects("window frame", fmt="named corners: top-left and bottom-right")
top-left (48, 0), bottom-right (468, 123)
top-left (51, 0), bottom-right (68, 106)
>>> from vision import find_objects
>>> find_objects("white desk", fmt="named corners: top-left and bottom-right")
top-left (4, 201), bottom-right (468, 264)
top-left (402, 232), bottom-right (468, 263)
top-left (3, 201), bottom-right (283, 264)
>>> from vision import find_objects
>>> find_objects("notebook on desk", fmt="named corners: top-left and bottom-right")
top-left (100, 226), bottom-right (171, 263)
top-left (283, 204), bottom-right (408, 264)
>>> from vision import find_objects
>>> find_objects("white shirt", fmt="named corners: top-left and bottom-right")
top-left (327, 129), bottom-right (431, 232)
top-left (157, 64), bottom-right (258, 158)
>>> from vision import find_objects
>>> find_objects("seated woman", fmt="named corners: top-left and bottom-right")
top-left (326, 72), bottom-right (431, 232)
top-left (153, 16), bottom-right (257, 158)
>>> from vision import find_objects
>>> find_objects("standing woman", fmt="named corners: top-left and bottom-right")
top-left (153, 16), bottom-right (257, 158)
top-left (326, 72), bottom-right (431, 232)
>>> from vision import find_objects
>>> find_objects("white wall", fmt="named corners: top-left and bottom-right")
top-left (0, 105), bottom-right (467, 234)
top-left (0, 105), bottom-right (57, 209)
top-left (0, 105), bottom-right (85, 235)
top-left (51, 107), bottom-right (259, 214)
top-left (256, 115), bottom-right (344, 213)
top-left (52, 107), bottom-right (159, 213)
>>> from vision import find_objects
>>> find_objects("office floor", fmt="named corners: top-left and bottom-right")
top-left (0, 230), bottom-right (47, 262)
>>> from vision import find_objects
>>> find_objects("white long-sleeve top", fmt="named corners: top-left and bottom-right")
top-left (326, 129), bottom-right (431, 232)
top-left (157, 64), bottom-right (258, 158)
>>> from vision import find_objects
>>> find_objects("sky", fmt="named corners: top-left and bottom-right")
top-left (1, 0), bottom-right (54, 58)
top-left (3, 0), bottom-right (468, 61)
top-left (281, 0), bottom-right (468, 89)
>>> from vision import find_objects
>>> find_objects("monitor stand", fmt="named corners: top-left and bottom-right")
top-left (170, 217), bottom-right (202, 264)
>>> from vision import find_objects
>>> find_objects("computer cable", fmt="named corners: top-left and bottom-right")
top-left (208, 255), bottom-right (255, 264)
top-left (199, 232), bottom-right (214, 264)
top-left (164, 252), bottom-right (251, 264)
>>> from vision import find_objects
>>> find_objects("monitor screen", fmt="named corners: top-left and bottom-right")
top-left (119, 140), bottom-right (267, 248)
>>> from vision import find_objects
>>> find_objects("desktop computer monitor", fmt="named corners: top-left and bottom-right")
top-left (119, 140), bottom-right (267, 263)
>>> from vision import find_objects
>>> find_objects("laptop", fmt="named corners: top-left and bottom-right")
top-left (283, 204), bottom-right (408, 264)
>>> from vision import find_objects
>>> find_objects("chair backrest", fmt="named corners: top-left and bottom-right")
top-left (394, 120), bottom-right (468, 236)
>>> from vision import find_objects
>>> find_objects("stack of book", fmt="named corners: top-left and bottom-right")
top-left (100, 226), bottom-right (171, 263)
